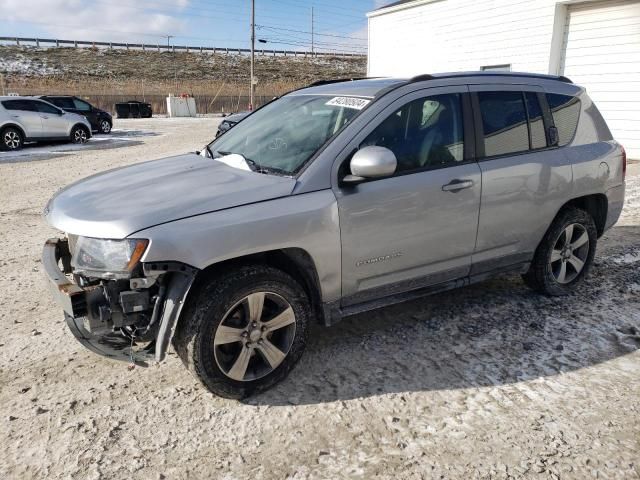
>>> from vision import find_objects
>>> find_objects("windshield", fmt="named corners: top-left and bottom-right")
top-left (207, 94), bottom-right (370, 175)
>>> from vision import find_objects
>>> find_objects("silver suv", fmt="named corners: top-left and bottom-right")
top-left (42, 72), bottom-right (625, 398)
top-left (0, 96), bottom-right (91, 151)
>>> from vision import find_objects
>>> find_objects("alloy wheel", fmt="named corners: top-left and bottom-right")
top-left (100, 120), bottom-right (111, 133)
top-left (550, 223), bottom-right (589, 284)
top-left (213, 292), bottom-right (296, 382)
top-left (74, 128), bottom-right (88, 143)
top-left (3, 130), bottom-right (21, 149)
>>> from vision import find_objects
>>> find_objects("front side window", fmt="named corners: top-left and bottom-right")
top-left (360, 93), bottom-right (464, 173)
top-left (72, 98), bottom-right (92, 111)
top-left (478, 91), bottom-right (529, 157)
top-left (546, 93), bottom-right (580, 146)
top-left (208, 95), bottom-right (366, 175)
top-left (33, 101), bottom-right (61, 114)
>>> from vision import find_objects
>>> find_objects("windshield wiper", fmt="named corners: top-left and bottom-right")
top-left (243, 158), bottom-right (289, 176)
top-left (215, 151), bottom-right (289, 176)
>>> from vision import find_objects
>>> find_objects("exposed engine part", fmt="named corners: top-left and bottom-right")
top-left (120, 290), bottom-right (150, 314)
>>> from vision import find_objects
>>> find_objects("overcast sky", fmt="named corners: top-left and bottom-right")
top-left (0, 0), bottom-right (390, 53)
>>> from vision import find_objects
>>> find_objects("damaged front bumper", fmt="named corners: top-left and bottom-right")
top-left (43, 237), bottom-right (198, 364)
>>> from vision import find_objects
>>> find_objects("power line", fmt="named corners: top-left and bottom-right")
top-left (4, 2), bottom-right (369, 50)
top-left (1, 19), bottom-right (250, 45)
top-left (257, 25), bottom-right (366, 41)
top-left (264, 0), bottom-right (367, 19)
top-left (261, 39), bottom-right (366, 52)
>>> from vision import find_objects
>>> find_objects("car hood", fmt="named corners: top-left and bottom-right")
top-left (227, 111), bottom-right (250, 121)
top-left (45, 153), bottom-right (297, 239)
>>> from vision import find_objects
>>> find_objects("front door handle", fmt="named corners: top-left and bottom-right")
top-left (442, 179), bottom-right (474, 192)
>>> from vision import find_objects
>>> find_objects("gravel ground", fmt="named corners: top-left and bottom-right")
top-left (1, 118), bottom-right (639, 479)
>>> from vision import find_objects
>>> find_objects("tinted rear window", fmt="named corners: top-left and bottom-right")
top-left (2, 99), bottom-right (35, 111)
top-left (478, 91), bottom-right (529, 157)
top-left (546, 93), bottom-right (580, 146)
top-left (47, 97), bottom-right (75, 109)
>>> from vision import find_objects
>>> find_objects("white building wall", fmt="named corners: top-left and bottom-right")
top-left (368, 0), bottom-right (560, 77)
top-left (368, 0), bottom-right (640, 158)
top-left (560, 0), bottom-right (640, 158)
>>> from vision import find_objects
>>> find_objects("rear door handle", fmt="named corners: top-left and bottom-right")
top-left (442, 179), bottom-right (474, 192)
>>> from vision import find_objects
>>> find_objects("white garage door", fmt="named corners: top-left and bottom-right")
top-left (561, 0), bottom-right (640, 159)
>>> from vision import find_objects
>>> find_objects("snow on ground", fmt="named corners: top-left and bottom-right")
top-left (0, 51), bottom-right (60, 76)
top-left (0, 129), bottom-right (159, 162)
top-left (611, 251), bottom-right (640, 264)
top-left (0, 118), bottom-right (638, 479)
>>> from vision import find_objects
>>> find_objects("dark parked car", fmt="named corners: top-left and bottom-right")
top-left (216, 111), bottom-right (250, 137)
top-left (39, 96), bottom-right (112, 134)
top-left (115, 101), bottom-right (153, 119)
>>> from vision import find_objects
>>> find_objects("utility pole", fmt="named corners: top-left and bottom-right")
top-left (166, 35), bottom-right (173, 50)
top-left (311, 6), bottom-right (314, 55)
top-left (250, 0), bottom-right (255, 110)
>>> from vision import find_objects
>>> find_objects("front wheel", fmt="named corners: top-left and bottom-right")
top-left (522, 207), bottom-right (597, 296)
top-left (70, 125), bottom-right (89, 144)
top-left (173, 265), bottom-right (311, 398)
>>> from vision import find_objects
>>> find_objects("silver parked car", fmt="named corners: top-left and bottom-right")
top-left (0, 96), bottom-right (91, 151)
top-left (42, 72), bottom-right (625, 398)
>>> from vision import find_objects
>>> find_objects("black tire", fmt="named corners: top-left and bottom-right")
top-left (173, 265), bottom-right (311, 398)
top-left (98, 119), bottom-right (112, 134)
top-left (1, 126), bottom-right (24, 151)
top-left (70, 125), bottom-right (89, 144)
top-left (522, 207), bottom-right (597, 296)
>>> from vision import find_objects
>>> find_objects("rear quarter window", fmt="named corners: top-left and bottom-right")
top-left (546, 93), bottom-right (581, 146)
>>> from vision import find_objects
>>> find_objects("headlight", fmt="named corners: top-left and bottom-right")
top-left (69, 236), bottom-right (148, 279)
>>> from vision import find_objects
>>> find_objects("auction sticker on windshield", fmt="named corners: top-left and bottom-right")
top-left (325, 97), bottom-right (370, 110)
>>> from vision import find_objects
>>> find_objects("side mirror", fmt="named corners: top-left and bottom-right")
top-left (343, 146), bottom-right (397, 184)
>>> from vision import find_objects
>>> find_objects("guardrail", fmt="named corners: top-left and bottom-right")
top-left (0, 36), bottom-right (365, 58)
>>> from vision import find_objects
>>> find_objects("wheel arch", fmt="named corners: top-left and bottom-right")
top-left (1, 123), bottom-right (26, 140)
top-left (187, 248), bottom-right (326, 325)
top-left (561, 193), bottom-right (608, 237)
top-left (70, 122), bottom-right (90, 136)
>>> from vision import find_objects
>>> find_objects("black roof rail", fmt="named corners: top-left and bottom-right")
top-left (307, 77), bottom-right (372, 87)
top-left (408, 73), bottom-right (435, 82)
top-left (408, 71), bottom-right (573, 84)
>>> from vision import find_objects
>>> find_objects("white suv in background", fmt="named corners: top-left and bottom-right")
top-left (0, 96), bottom-right (92, 151)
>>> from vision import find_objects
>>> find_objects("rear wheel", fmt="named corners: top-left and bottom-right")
top-left (70, 125), bottom-right (89, 144)
top-left (99, 119), bottom-right (112, 134)
top-left (522, 207), bottom-right (597, 295)
top-left (173, 265), bottom-right (311, 398)
top-left (1, 127), bottom-right (23, 151)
